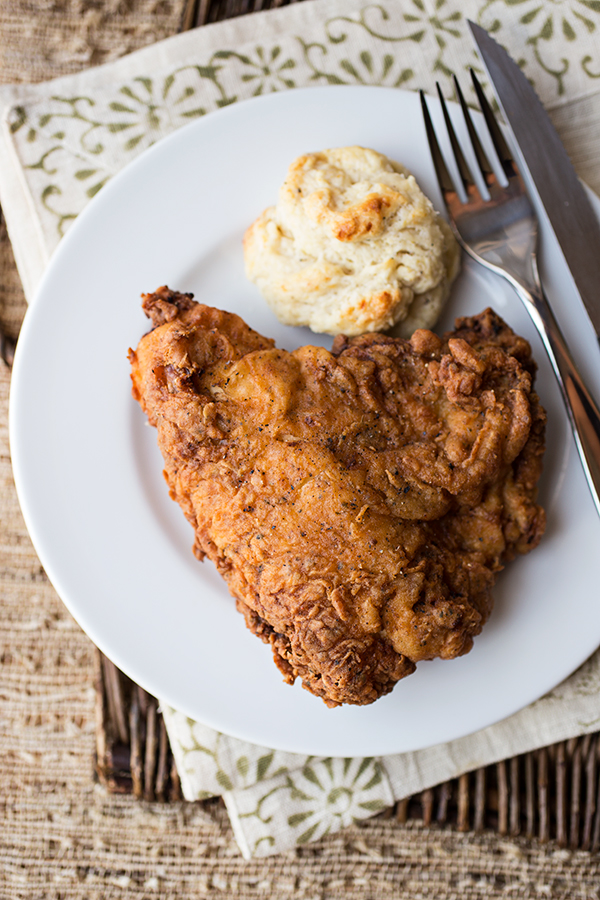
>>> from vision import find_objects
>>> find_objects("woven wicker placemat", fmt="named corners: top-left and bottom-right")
top-left (2, 2), bottom-right (600, 896)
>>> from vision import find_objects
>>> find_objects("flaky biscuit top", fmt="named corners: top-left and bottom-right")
top-left (244, 146), bottom-right (460, 337)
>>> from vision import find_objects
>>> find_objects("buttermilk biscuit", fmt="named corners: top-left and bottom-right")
top-left (243, 146), bottom-right (460, 337)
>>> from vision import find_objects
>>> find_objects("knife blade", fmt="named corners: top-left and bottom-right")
top-left (468, 20), bottom-right (600, 341)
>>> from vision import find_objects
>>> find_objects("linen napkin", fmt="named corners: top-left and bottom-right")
top-left (2, 0), bottom-right (600, 859)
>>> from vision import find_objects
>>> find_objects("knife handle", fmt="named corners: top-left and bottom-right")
top-left (517, 281), bottom-right (600, 518)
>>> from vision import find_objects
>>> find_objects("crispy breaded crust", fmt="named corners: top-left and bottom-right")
top-left (130, 290), bottom-right (546, 707)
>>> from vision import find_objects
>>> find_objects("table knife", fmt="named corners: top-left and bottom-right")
top-left (468, 20), bottom-right (600, 344)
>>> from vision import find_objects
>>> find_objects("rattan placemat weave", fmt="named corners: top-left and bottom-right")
top-left (2, 2), bottom-right (600, 896)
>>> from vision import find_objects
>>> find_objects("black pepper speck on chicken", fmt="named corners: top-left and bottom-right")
top-left (129, 287), bottom-right (546, 707)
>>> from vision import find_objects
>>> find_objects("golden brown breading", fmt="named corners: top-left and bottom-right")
top-left (129, 287), bottom-right (546, 707)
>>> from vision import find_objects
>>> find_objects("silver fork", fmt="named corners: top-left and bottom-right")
top-left (421, 72), bottom-right (600, 518)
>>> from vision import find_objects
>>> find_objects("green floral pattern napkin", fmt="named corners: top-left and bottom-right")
top-left (1, 0), bottom-right (600, 859)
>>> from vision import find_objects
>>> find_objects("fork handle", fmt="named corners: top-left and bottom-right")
top-left (517, 282), bottom-right (600, 517)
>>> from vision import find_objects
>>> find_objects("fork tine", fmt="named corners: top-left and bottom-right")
top-left (469, 69), bottom-right (515, 178)
top-left (453, 74), bottom-right (493, 178)
top-left (435, 82), bottom-right (475, 196)
top-left (420, 90), bottom-right (454, 194)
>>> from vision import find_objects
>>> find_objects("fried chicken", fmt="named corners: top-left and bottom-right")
top-left (129, 287), bottom-right (546, 707)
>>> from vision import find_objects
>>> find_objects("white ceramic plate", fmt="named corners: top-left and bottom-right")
top-left (10, 86), bottom-right (600, 756)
